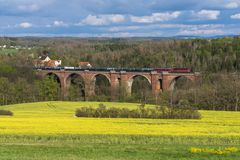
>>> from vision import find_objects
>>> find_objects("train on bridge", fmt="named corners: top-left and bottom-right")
top-left (34, 55), bottom-right (193, 73)
top-left (34, 67), bottom-right (193, 73)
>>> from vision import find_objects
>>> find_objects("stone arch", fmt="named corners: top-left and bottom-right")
top-left (91, 73), bottom-right (111, 84)
top-left (92, 74), bottom-right (111, 96)
top-left (66, 73), bottom-right (85, 100)
top-left (169, 76), bottom-right (193, 90)
top-left (45, 72), bottom-right (61, 85)
top-left (128, 75), bottom-right (151, 85)
top-left (128, 75), bottom-right (152, 95)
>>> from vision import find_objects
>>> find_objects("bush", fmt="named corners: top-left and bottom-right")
top-left (173, 100), bottom-right (201, 119)
top-left (75, 107), bottom-right (95, 117)
top-left (75, 103), bottom-right (201, 119)
top-left (0, 110), bottom-right (13, 116)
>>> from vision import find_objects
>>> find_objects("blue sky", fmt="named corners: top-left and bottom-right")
top-left (1, 0), bottom-right (240, 37)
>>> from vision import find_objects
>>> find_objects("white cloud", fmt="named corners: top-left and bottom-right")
top-left (194, 10), bottom-right (220, 20)
top-left (225, 2), bottom-right (239, 9)
top-left (18, 4), bottom-right (40, 12)
top-left (45, 24), bottom-right (52, 28)
top-left (231, 13), bottom-right (240, 19)
top-left (177, 23), bottom-right (225, 35)
top-left (19, 22), bottom-right (32, 28)
top-left (53, 21), bottom-right (68, 27)
top-left (81, 14), bottom-right (125, 26)
top-left (88, 32), bottom-right (163, 37)
top-left (130, 11), bottom-right (181, 23)
top-left (108, 24), bottom-right (225, 33)
top-left (178, 29), bottom-right (224, 35)
top-left (160, 24), bottom-right (224, 29)
top-left (109, 26), bottom-right (140, 32)
top-left (108, 32), bottom-right (163, 37)
top-left (45, 21), bottom-right (68, 28)
top-left (0, 0), bottom-right (54, 12)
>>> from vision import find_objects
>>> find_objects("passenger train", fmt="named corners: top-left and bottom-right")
top-left (35, 66), bottom-right (193, 73)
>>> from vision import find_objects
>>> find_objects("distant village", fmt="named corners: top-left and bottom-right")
top-left (0, 45), bottom-right (33, 50)
top-left (34, 52), bottom-right (92, 68)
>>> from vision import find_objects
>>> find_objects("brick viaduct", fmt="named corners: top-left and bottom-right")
top-left (36, 69), bottom-right (200, 99)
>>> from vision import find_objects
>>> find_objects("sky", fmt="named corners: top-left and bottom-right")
top-left (0, 0), bottom-right (240, 37)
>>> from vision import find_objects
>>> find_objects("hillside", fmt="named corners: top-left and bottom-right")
top-left (0, 37), bottom-right (240, 110)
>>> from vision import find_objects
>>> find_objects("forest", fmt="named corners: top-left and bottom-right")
top-left (0, 36), bottom-right (239, 111)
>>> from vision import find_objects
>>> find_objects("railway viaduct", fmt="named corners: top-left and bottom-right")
top-left (36, 69), bottom-right (200, 99)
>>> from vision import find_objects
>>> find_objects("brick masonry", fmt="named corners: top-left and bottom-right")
top-left (36, 70), bottom-right (200, 100)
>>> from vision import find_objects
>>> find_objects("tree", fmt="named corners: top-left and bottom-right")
top-left (0, 77), bottom-right (14, 105)
top-left (35, 76), bottom-right (60, 101)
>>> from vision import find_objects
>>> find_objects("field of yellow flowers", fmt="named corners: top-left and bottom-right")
top-left (1, 101), bottom-right (240, 137)
top-left (0, 101), bottom-right (240, 160)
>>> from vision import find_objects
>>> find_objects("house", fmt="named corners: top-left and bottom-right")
top-left (39, 55), bottom-right (51, 63)
top-left (46, 60), bottom-right (62, 67)
top-left (33, 60), bottom-right (45, 67)
top-left (34, 54), bottom-right (62, 67)
top-left (79, 61), bottom-right (92, 68)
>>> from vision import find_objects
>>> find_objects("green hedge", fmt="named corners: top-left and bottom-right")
top-left (75, 103), bottom-right (201, 119)
top-left (0, 110), bottom-right (13, 116)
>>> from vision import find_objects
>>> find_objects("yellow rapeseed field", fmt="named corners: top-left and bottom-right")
top-left (0, 101), bottom-right (240, 137)
top-left (190, 147), bottom-right (239, 155)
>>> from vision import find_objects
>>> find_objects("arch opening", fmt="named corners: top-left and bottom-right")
top-left (130, 75), bottom-right (152, 101)
top-left (94, 74), bottom-right (111, 96)
top-left (169, 76), bottom-right (193, 90)
top-left (159, 79), bottom-right (163, 90)
top-left (67, 74), bottom-right (85, 101)
top-left (46, 73), bottom-right (61, 84)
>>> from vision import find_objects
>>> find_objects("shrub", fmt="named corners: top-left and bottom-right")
top-left (0, 110), bottom-right (13, 116)
top-left (75, 103), bottom-right (201, 119)
top-left (75, 107), bottom-right (95, 117)
top-left (173, 100), bottom-right (201, 119)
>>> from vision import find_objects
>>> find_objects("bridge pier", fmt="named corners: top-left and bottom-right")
top-left (82, 71), bottom-right (95, 100)
top-left (57, 72), bottom-right (68, 100)
top-left (110, 71), bottom-right (120, 100)
top-left (151, 71), bottom-right (161, 95)
top-left (119, 71), bottom-right (131, 96)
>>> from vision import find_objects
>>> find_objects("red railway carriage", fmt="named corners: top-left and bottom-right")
top-left (154, 68), bottom-right (173, 73)
top-left (154, 68), bottom-right (192, 73)
top-left (171, 68), bottom-right (192, 73)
